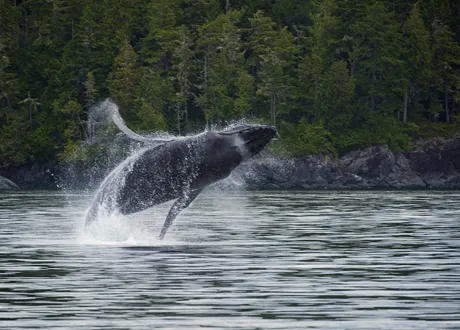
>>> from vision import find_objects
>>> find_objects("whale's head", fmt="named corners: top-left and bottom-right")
top-left (219, 125), bottom-right (278, 158)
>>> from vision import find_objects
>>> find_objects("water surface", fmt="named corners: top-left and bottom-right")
top-left (1, 190), bottom-right (459, 329)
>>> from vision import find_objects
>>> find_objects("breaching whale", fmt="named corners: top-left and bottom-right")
top-left (85, 110), bottom-right (277, 239)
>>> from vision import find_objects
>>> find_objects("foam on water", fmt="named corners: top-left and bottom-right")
top-left (70, 99), bottom-right (262, 245)
top-left (78, 209), bottom-right (184, 246)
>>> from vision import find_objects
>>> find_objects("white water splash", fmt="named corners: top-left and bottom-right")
top-left (73, 99), bottom-right (260, 244)
top-left (77, 211), bottom-right (182, 246)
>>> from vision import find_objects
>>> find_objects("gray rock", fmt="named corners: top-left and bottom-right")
top-left (0, 176), bottom-right (19, 190)
top-left (405, 137), bottom-right (460, 188)
top-left (385, 154), bottom-right (426, 188)
top-left (231, 136), bottom-right (460, 190)
top-left (3, 137), bottom-right (460, 190)
top-left (339, 146), bottom-right (425, 188)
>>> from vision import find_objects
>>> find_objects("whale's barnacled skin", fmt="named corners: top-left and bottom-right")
top-left (85, 125), bottom-right (277, 239)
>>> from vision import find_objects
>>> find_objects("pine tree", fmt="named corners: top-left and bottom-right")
top-left (298, 0), bottom-right (340, 119)
top-left (172, 26), bottom-right (194, 134)
top-left (134, 68), bottom-right (170, 132)
top-left (18, 91), bottom-right (40, 130)
top-left (248, 11), bottom-right (297, 126)
top-left (196, 11), bottom-right (247, 125)
top-left (106, 40), bottom-right (141, 119)
top-left (350, 2), bottom-right (405, 115)
top-left (141, 0), bottom-right (182, 70)
top-left (0, 0), bottom-right (20, 112)
top-left (432, 20), bottom-right (460, 123)
top-left (83, 71), bottom-right (97, 110)
top-left (402, 2), bottom-right (432, 123)
top-left (317, 60), bottom-right (355, 132)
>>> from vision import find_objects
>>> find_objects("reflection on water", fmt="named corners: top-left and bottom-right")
top-left (0, 190), bottom-right (459, 329)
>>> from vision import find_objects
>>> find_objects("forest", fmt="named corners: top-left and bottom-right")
top-left (0, 0), bottom-right (460, 168)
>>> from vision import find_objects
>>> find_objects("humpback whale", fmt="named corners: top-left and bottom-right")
top-left (85, 111), bottom-right (277, 239)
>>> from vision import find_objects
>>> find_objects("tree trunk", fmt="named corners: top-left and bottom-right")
top-left (185, 100), bottom-right (188, 133)
top-left (176, 103), bottom-right (181, 136)
top-left (370, 70), bottom-right (376, 112)
top-left (445, 91), bottom-right (450, 123)
top-left (403, 91), bottom-right (408, 123)
top-left (6, 96), bottom-right (13, 112)
top-left (23, 7), bottom-right (29, 46)
top-left (29, 104), bottom-right (32, 129)
top-left (270, 94), bottom-right (276, 127)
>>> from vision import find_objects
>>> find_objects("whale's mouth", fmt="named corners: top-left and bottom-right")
top-left (219, 125), bottom-right (277, 156)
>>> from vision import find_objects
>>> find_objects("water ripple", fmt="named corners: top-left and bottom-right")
top-left (0, 190), bottom-right (459, 329)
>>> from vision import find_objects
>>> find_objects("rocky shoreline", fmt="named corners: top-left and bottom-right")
top-left (1, 136), bottom-right (460, 190)
top-left (229, 136), bottom-right (460, 190)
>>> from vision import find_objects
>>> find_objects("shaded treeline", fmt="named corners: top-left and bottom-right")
top-left (0, 0), bottom-right (460, 167)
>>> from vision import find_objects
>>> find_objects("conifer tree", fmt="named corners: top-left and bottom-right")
top-left (196, 11), bottom-right (247, 125)
top-left (0, 0), bottom-right (20, 112)
top-left (402, 2), bottom-right (432, 123)
top-left (106, 40), bottom-right (141, 119)
top-left (298, 0), bottom-right (340, 119)
top-left (317, 60), bottom-right (355, 132)
top-left (172, 26), bottom-right (194, 134)
top-left (141, 0), bottom-right (182, 70)
top-left (432, 20), bottom-right (460, 123)
top-left (83, 72), bottom-right (97, 110)
top-left (1, 0), bottom-right (460, 165)
top-left (134, 68), bottom-right (169, 132)
top-left (248, 11), bottom-right (297, 126)
top-left (350, 2), bottom-right (405, 115)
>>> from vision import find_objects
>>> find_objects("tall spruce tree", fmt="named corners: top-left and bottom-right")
top-left (196, 11), bottom-right (247, 125)
top-left (172, 26), bottom-right (194, 134)
top-left (350, 2), bottom-right (405, 115)
top-left (432, 20), bottom-right (460, 123)
top-left (1, 0), bottom-right (460, 166)
top-left (249, 11), bottom-right (297, 126)
top-left (317, 60), bottom-right (355, 133)
top-left (402, 2), bottom-right (432, 123)
top-left (298, 0), bottom-right (340, 120)
top-left (106, 40), bottom-right (141, 120)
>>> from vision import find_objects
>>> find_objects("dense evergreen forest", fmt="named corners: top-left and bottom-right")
top-left (1, 0), bottom-right (460, 168)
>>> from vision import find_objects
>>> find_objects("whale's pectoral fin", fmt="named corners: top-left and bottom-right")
top-left (158, 189), bottom-right (202, 240)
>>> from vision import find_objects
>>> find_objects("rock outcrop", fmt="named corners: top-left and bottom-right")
top-left (229, 136), bottom-right (460, 189)
top-left (2, 136), bottom-right (460, 190)
top-left (0, 176), bottom-right (19, 190)
top-left (0, 162), bottom-right (59, 189)
top-left (405, 137), bottom-right (460, 188)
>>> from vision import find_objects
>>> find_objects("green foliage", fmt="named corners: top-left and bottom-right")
top-left (273, 119), bottom-right (336, 157)
top-left (106, 40), bottom-right (141, 117)
top-left (401, 3), bottom-right (432, 123)
top-left (341, 115), bottom-right (413, 153)
top-left (1, 0), bottom-right (460, 168)
top-left (133, 68), bottom-right (170, 131)
top-left (431, 20), bottom-right (460, 123)
top-left (416, 116), bottom-right (460, 139)
top-left (350, 2), bottom-right (405, 114)
top-left (136, 99), bottom-right (167, 132)
top-left (317, 60), bottom-right (355, 132)
top-left (196, 10), bottom-right (250, 125)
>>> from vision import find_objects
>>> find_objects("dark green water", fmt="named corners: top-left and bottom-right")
top-left (0, 190), bottom-right (459, 329)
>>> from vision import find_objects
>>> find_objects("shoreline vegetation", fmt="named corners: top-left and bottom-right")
top-left (1, 135), bottom-right (459, 190)
top-left (0, 0), bottom-right (459, 187)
